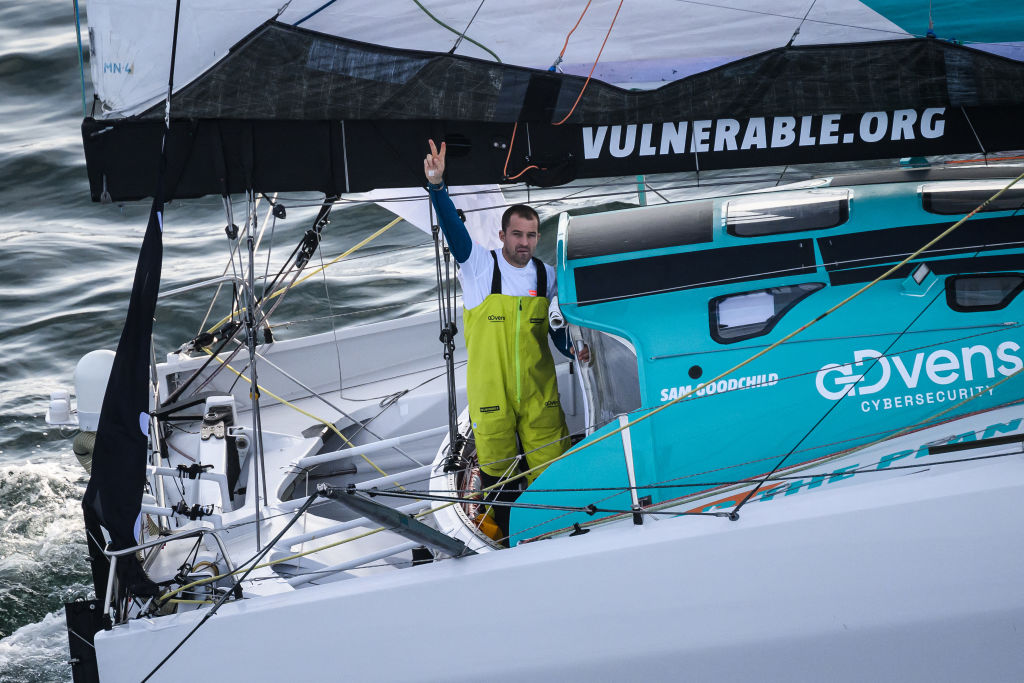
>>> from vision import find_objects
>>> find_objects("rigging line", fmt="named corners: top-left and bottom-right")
top-left (484, 171), bottom-right (1024, 491)
top-left (389, 382), bottom-right (1024, 498)
top-left (292, 0), bottom-right (339, 27)
top-left (163, 498), bottom-right (457, 599)
top-left (362, 487), bottom-right (727, 517)
top-left (830, 342), bottom-right (1024, 464)
top-left (671, 0), bottom-right (913, 38)
top-left (394, 442), bottom-right (1024, 498)
top-left (411, 0), bottom-right (501, 62)
top-left (552, 0), bottom-right (593, 70)
top-left (429, 199), bottom-right (460, 459)
top-left (511, 482), bottom-right (647, 543)
top-left (734, 240), bottom-right (1022, 516)
top-left (503, 122), bottom-right (539, 181)
top-left (785, 0), bottom-right (818, 47)
top-left (775, 165), bottom-right (789, 187)
top-left (204, 216), bottom-right (401, 335)
top-left (162, 0), bottom-right (183, 131)
top-left (188, 238), bottom-right (310, 397)
top-left (553, 0), bottom-right (624, 126)
top-left (313, 219), bottom-right (349, 431)
top-left (961, 106), bottom-right (987, 158)
top-left (255, 192), bottom-right (279, 299)
top-left (196, 194), bottom-right (267, 335)
top-left (199, 345), bottom-right (399, 481)
top-left (250, 197), bottom-right (335, 315)
top-left (72, 0), bottom-right (87, 117)
top-left (844, 450), bottom-right (1023, 476)
top-left (949, 155), bottom-right (1024, 165)
top-left (661, 323), bottom-right (1024, 387)
top-left (142, 493), bottom-right (321, 683)
top-left (450, 0), bottom-right (488, 55)
top-left (523, 447), bottom-right (1024, 542)
top-left (250, 349), bottom-right (426, 468)
top-left (266, 295), bottom-right (438, 328)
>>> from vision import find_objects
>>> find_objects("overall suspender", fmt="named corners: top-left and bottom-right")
top-left (489, 250), bottom-right (546, 297)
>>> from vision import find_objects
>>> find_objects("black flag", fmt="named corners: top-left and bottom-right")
top-left (81, 0), bottom-right (185, 607)
top-left (81, 182), bottom-right (164, 602)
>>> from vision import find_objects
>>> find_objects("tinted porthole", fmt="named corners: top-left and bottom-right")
top-left (946, 274), bottom-right (1024, 312)
top-left (922, 182), bottom-right (1024, 215)
top-left (710, 283), bottom-right (824, 343)
top-left (688, 365), bottom-right (702, 379)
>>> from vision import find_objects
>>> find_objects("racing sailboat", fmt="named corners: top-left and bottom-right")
top-left (50, 1), bottom-right (1024, 680)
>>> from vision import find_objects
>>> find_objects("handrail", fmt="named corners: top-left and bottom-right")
top-left (149, 465), bottom-right (233, 511)
top-left (276, 464), bottom-right (435, 513)
top-left (286, 540), bottom-right (420, 587)
top-left (278, 500), bottom-right (430, 548)
top-left (159, 275), bottom-right (250, 300)
top-left (101, 527), bottom-right (234, 620)
top-left (295, 426), bottom-right (447, 469)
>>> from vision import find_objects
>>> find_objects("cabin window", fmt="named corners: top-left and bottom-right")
top-left (569, 326), bottom-right (641, 430)
top-left (710, 283), bottom-right (824, 343)
top-left (725, 190), bottom-right (850, 237)
top-left (922, 181), bottom-right (1024, 215)
top-left (946, 274), bottom-right (1024, 312)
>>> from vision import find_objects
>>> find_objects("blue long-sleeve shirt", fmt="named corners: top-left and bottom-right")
top-left (427, 183), bottom-right (571, 357)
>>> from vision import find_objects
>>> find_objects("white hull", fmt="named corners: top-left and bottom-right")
top-left (96, 441), bottom-right (1024, 681)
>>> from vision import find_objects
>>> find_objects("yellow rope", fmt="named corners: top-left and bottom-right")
top-left (158, 503), bottom-right (455, 601)
top-left (207, 216), bottom-right (403, 334)
top-left (196, 215), bottom-right (408, 480)
top-left (526, 364), bottom-right (1024, 543)
top-left (198, 352), bottom-right (395, 480)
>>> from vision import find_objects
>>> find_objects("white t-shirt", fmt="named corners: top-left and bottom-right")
top-left (459, 242), bottom-right (557, 310)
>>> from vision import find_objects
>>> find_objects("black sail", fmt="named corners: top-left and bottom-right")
top-left (81, 169), bottom-right (164, 603)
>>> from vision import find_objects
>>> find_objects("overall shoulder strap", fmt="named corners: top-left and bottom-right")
top-left (489, 250), bottom-right (502, 295)
top-left (532, 257), bottom-right (547, 298)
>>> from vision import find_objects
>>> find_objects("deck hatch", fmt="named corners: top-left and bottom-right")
top-left (725, 189), bottom-right (850, 237)
top-left (573, 239), bottom-right (816, 305)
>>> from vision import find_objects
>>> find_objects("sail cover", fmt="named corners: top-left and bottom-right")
top-left (81, 1), bottom-right (1024, 201)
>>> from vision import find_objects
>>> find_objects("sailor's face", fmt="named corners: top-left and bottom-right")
top-left (499, 214), bottom-right (539, 267)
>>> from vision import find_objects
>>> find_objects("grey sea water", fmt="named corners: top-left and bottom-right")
top-left (0, 3), bottom-right (442, 680)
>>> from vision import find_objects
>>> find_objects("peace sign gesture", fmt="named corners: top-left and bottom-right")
top-left (424, 139), bottom-right (446, 184)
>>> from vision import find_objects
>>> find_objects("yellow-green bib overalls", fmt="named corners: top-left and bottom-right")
top-left (463, 252), bottom-right (569, 482)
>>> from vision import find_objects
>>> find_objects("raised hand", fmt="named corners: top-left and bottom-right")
top-left (424, 139), bottom-right (446, 184)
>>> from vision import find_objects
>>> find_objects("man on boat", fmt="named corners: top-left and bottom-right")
top-left (424, 139), bottom-right (576, 537)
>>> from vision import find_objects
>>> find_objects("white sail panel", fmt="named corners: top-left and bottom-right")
top-left (354, 185), bottom-right (506, 251)
top-left (86, 0), bottom-right (914, 116)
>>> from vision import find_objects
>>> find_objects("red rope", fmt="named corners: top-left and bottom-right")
top-left (557, 0), bottom-right (593, 63)
top-left (553, 0), bottom-right (624, 126)
top-left (502, 121), bottom-right (539, 181)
